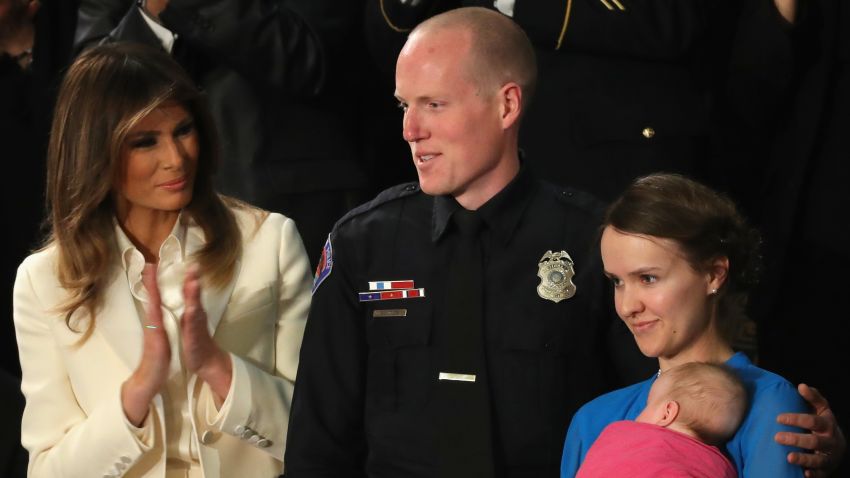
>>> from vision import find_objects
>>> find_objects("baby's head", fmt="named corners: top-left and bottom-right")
top-left (636, 362), bottom-right (747, 446)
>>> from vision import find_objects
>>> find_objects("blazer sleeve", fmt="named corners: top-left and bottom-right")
top-left (13, 256), bottom-right (155, 477)
top-left (194, 216), bottom-right (313, 464)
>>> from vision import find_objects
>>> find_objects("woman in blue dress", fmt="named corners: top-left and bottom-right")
top-left (561, 173), bottom-right (838, 478)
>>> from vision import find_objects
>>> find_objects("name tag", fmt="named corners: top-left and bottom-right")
top-left (372, 309), bottom-right (408, 318)
top-left (439, 372), bottom-right (476, 382)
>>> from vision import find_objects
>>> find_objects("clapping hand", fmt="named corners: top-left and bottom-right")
top-left (180, 264), bottom-right (232, 407)
top-left (121, 263), bottom-right (233, 426)
top-left (121, 264), bottom-right (171, 426)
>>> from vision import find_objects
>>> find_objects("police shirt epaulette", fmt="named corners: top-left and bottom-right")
top-left (542, 181), bottom-right (606, 218)
top-left (331, 182), bottom-right (421, 232)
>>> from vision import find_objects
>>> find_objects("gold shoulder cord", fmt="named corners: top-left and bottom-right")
top-left (556, 0), bottom-right (574, 50)
top-left (380, 0), bottom-right (413, 33)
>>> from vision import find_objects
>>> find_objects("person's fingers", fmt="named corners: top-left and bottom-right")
top-left (776, 430), bottom-right (826, 451)
top-left (181, 263), bottom-right (208, 334)
top-left (786, 450), bottom-right (833, 475)
top-left (182, 263), bottom-right (201, 311)
top-left (777, 413), bottom-right (830, 434)
top-left (180, 263), bottom-right (215, 373)
top-left (141, 263), bottom-right (164, 330)
top-left (797, 383), bottom-right (830, 414)
top-left (802, 469), bottom-right (828, 478)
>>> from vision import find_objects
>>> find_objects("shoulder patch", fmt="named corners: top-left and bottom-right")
top-left (312, 235), bottom-right (333, 294)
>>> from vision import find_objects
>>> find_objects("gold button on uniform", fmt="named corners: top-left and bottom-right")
top-left (642, 127), bottom-right (656, 139)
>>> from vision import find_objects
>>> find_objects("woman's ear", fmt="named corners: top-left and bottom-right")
top-left (706, 256), bottom-right (729, 295)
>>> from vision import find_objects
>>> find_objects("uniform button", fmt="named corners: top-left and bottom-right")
top-left (241, 428), bottom-right (255, 440)
top-left (234, 425), bottom-right (245, 434)
top-left (201, 430), bottom-right (215, 444)
top-left (404, 184), bottom-right (417, 192)
top-left (257, 438), bottom-right (272, 448)
top-left (120, 456), bottom-right (131, 464)
top-left (248, 434), bottom-right (261, 444)
top-left (642, 127), bottom-right (656, 139)
top-left (116, 462), bottom-right (127, 471)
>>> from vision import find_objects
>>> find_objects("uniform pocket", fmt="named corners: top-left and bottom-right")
top-left (365, 300), bottom-right (432, 411)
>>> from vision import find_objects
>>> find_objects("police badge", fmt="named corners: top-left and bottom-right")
top-left (536, 250), bottom-right (577, 303)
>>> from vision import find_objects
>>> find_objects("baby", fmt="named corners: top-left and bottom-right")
top-left (576, 362), bottom-right (747, 478)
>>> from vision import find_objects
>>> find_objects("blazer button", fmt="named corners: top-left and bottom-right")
top-left (234, 425), bottom-right (246, 434)
top-left (200, 430), bottom-right (216, 444)
top-left (257, 438), bottom-right (272, 448)
top-left (240, 428), bottom-right (254, 440)
top-left (642, 127), bottom-right (656, 139)
top-left (248, 434), bottom-right (261, 445)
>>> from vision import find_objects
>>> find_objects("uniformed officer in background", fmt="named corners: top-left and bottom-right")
top-left (285, 8), bottom-right (653, 477)
top-left (284, 6), bottom-right (844, 478)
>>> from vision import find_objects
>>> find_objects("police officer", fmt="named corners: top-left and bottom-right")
top-left (284, 8), bottom-right (653, 477)
top-left (284, 5), bottom-right (850, 478)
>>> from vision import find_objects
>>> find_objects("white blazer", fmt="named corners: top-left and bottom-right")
top-left (13, 208), bottom-right (313, 478)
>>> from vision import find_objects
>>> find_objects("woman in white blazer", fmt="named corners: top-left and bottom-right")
top-left (13, 43), bottom-right (313, 478)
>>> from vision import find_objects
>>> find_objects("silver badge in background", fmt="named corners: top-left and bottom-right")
top-left (537, 250), bottom-right (577, 303)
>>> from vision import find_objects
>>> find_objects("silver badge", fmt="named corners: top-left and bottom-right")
top-left (537, 250), bottom-right (576, 303)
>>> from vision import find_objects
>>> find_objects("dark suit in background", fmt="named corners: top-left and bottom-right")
top-left (75, 0), bottom-right (371, 263)
top-left (1, 0), bottom-right (78, 378)
top-left (757, 1), bottom-right (850, 474)
top-left (0, 369), bottom-right (26, 477)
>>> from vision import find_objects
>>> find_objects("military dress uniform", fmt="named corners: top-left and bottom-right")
top-left (285, 168), bottom-right (653, 477)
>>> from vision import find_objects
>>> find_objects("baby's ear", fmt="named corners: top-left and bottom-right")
top-left (658, 400), bottom-right (680, 427)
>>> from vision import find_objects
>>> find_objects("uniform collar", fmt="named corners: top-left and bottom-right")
top-left (431, 163), bottom-right (534, 245)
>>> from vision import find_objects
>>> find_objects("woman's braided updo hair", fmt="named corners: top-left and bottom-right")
top-left (603, 173), bottom-right (762, 342)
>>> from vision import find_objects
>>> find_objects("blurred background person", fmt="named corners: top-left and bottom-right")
top-left (1, 0), bottom-right (77, 376)
top-left (13, 43), bottom-right (312, 477)
top-left (756, 0), bottom-right (850, 475)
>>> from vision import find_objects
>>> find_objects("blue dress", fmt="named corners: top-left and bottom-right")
top-left (561, 352), bottom-right (808, 477)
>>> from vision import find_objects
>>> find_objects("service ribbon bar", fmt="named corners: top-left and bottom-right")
top-left (368, 280), bottom-right (415, 290)
top-left (358, 288), bottom-right (426, 302)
